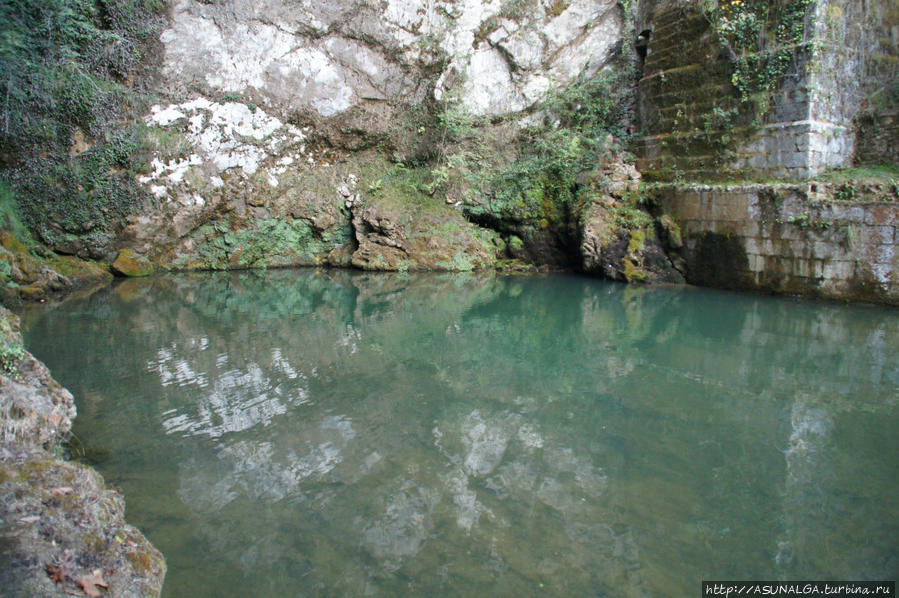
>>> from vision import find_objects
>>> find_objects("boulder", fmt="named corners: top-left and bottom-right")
top-left (111, 249), bottom-right (156, 277)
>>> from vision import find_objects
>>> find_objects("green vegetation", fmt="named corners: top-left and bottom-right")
top-left (0, 312), bottom-right (25, 375)
top-left (784, 210), bottom-right (833, 229)
top-left (0, 182), bottom-right (34, 246)
top-left (817, 165), bottom-right (899, 184)
top-left (817, 166), bottom-right (899, 203)
top-left (644, 165), bottom-right (899, 201)
top-left (605, 190), bottom-right (655, 231)
top-left (0, 0), bottom-right (166, 247)
top-left (9, 125), bottom-right (151, 246)
top-left (710, 0), bottom-right (813, 112)
top-left (431, 69), bottom-right (636, 228)
top-left (183, 216), bottom-right (353, 270)
top-left (364, 162), bottom-right (439, 212)
top-left (650, 0), bottom-right (816, 178)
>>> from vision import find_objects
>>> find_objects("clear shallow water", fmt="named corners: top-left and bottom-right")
top-left (20, 270), bottom-right (899, 597)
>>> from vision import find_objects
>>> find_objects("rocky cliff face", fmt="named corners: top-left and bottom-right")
top-left (157, 0), bottom-right (624, 121)
top-left (120, 0), bottom-right (665, 275)
top-left (1, 0), bottom-right (895, 296)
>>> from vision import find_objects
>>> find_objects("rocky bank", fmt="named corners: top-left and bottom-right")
top-left (0, 306), bottom-right (165, 597)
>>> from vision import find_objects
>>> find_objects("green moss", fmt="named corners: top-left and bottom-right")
top-left (0, 182), bottom-right (34, 246)
top-left (436, 251), bottom-right (476, 272)
top-left (817, 165), bottom-right (899, 186)
top-left (112, 248), bottom-right (156, 277)
top-left (49, 254), bottom-right (111, 281)
top-left (0, 311), bottom-right (25, 375)
top-left (627, 228), bottom-right (646, 255)
top-left (433, 69), bottom-right (636, 229)
top-left (0, 0), bottom-right (166, 247)
top-left (188, 216), bottom-right (351, 270)
top-left (623, 259), bottom-right (647, 282)
top-left (234, 219), bottom-right (315, 267)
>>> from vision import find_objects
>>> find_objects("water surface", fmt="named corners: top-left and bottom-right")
top-left (21, 270), bottom-right (899, 596)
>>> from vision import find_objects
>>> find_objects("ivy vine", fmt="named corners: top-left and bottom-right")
top-left (710, 0), bottom-right (814, 116)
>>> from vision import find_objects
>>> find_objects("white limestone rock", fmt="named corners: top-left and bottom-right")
top-left (157, 0), bottom-right (630, 120)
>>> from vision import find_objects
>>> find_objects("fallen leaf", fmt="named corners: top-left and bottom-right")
top-left (77, 572), bottom-right (108, 597)
top-left (46, 563), bottom-right (66, 584)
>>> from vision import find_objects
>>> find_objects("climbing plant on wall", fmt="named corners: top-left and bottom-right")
top-left (709, 0), bottom-right (814, 116)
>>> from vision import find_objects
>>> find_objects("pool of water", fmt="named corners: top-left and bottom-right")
top-left (20, 270), bottom-right (899, 596)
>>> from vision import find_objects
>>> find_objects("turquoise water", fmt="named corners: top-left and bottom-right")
top-left (21, 270), bottom-right (899, 597)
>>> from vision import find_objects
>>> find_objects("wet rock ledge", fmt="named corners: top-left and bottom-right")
top-left (0, 306), bottom-right (165, 597)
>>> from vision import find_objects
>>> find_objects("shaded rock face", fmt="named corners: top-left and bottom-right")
top-left (579, 159), bottom-right (683, 283)
top-left (348, 193), bottom-right (501, 271)
top-left (0, 307), bottom-right (166, 597)
top-left (111, 249), bottom-right (156, 277)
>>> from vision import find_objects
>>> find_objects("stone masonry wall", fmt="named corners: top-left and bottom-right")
top-left (852, 1), bottom-right (899, 166)
top-left (636, 0), bottom-right (897, 182)
top-left (654, 185), bottom-right (899, 304)
top-left (635, 1), bottom-right (828, 181)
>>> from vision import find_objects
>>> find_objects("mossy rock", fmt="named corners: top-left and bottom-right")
top-left (48, 255), bottom-right (112, 287)
top-left (0, 230), bottom-right (29, 254)
top-left (111, 249), bottom-right (156, 277)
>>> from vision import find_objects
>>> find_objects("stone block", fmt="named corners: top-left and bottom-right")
top-left (829, 204), bottom-right (865, 223)
top-left (870, 263), bottom-right (892, 285)
top-left (822, 260), bottom-right (854, 280)
top-left (811, 259), bottom-right (825, 279)
top-left (675, 198), bottom-right (701, 220)
top-left (744, 237), bottom-right (760, 255)
top-left (863, 243), bottom-right (895, 265)
top-left (747, 253), bottom-right (763, 272)
top-left (813, 241), bottom-right (847, 261)
top-left (761, 238), bottom-right (781, 255)
top-left (859, 225), bottom-right (894, 246)
top-left (864, 205), bottom-right (899, 226)
top-left (788, 239), bottom-right (815, 259)
top-left (792, 258), bottom-right (812, 278)
top-left (712, 199), bottom-right (741, 222)
top-left (681, 219), bottom-right (705, 235)
top-left (779, 225), bottom-right (806, 241)
top-left (740, 221), bottom-right (761, 237)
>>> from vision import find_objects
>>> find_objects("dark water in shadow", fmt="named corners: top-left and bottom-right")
top-left (20, 270), bottom-right (899, 597)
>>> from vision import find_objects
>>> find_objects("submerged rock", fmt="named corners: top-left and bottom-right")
top-left (0, 307), bottom-right (166, 596)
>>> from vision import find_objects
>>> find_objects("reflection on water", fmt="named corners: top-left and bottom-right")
top-left (21, 270), bottom-right (899, 597)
